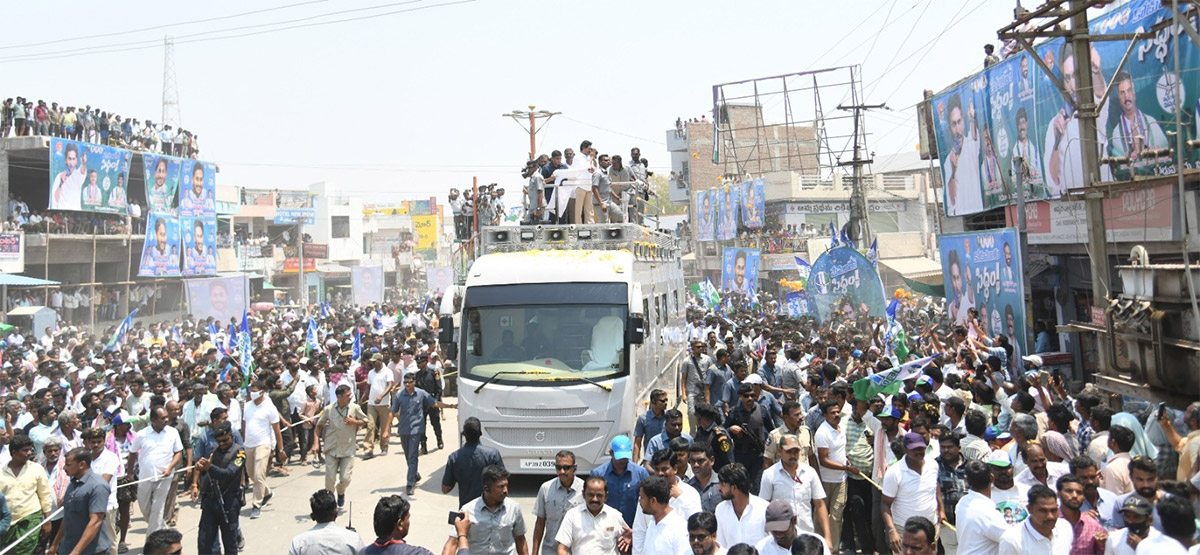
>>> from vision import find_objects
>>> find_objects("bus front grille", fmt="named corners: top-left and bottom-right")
top-left (485, 426), bottom-right (601, 447)
top-left (495, 406), bottom-right (589, 418)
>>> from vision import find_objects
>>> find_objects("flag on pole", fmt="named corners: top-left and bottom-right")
top-left (171, 326), bottom-right (183, 344)
top-left (306, 318), bottom-right (319, 355)
top-left (866, 238), bottom-right (879, 267)
top-left (829, 221), bottom-right (839, 248)
top-left (794, 257), bottom-right (812, 289)
top-left (320, 303), bottom-right (329, 318)
top-left (352, 328), bottom-right (362, 362)
top-left (886, 298), bottom-right (899, 321)
top-left (238, 310), bottom-right (253, 387)
top-left (840, 229), bottom-right (855, 250)
top-left (104, 309), bottom-right (138, 351)
top-left (852, 353), bottom-right (940, 400)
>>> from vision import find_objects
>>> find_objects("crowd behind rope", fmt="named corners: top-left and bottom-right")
top-left (0, 282), bottom-right (1195, 554)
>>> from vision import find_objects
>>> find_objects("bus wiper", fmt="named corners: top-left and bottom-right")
top-left (473, 370), bottom-right (550, 394)
top-left (532, 375), bottom-right (613, 392)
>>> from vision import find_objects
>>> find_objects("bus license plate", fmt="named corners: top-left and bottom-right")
top-left (520, 459), bottom-right (556, 470)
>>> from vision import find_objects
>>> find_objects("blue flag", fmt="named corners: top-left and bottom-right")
top-left (239, 310), bottom-right (253, 386)
top-left (320, 303), bottom-right (329, 318)
top-left (829, 221), bottom-right (839, 248)
top-left (352, 328), bottom-right (362, 362)
top-left (866, 238), bottom-right (879, 267)
top-left (886, 298), bottom-right (899, 321)
top-left (840, 229), bottom-right (855, 250)
top-left (171, 326), bottom-right (183, 344)
top-left (105, 309), bottom-right (138, 351)
top-left (306, 318), bottom-right (319, 354)
top-left (794, 257), bottom-right (812, 289)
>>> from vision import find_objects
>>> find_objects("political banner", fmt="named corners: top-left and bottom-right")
top-left (48, 138), bottom-right (132, 214)
top-left (716, 184), bottom-right (738, 241)
top-left (784, 291), bottom-right (814, 319)
top-left (428, 266), bottom-right (455, 294)
top-left (413, 215), bottom-right (439, 249)
top-left (351, 265), bottom-right (384, 306)
top-left (139, 213), bottom-right (180, 277)
top-left (178, 159), bottom-right (216, 218)
top-left (143, 154), bottom-right (182, 215)
top-left (185, 275), bottom-right (249, 324)
top-left (181, 217), bottom-right (217, 276)
top-left (721, 247), bottom-right (760, 298)
top-left (808, 246), bottom-right (887, 321)
top-left (938, 228), bottom-right (1029, 373)
top-left (931, 0), bottom-right (1200, 216)
top-left (695, 190), bottom-right (716, 242)
top-left (740, 179), bottom-right (765, 229)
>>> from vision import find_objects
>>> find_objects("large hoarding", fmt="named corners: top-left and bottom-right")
top-left (740, 179), bottom-right (765, 229)
top-left (143, 154), bottom-right (182, 215)
top-left (938, 228), bottom-right (1029, 374)
top-left (185, 275), bottom-right (249, 324)
top-left (931, 0), bottom-right (1199, 216)
top-left (139, 213), bottom-right (180, 277)
top-left (721, 247), bottom-right (760, 298)
top-left (48, 138), bottom-right (132, 214)
top-left (808, 246), bottom-right (886, 321)
top-left (351, 265), bottom-right (384, 306)
top-left (178, 160), bottom-right (216, 218)
top-left (695, 190), bottom-right (716, 242)
top-left (181, 217), bottom-right (217, 276)
top-left (716, 184), bottom-right (738, 241)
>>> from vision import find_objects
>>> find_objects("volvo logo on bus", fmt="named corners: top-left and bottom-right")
top-left (534, 431), bottom-right (546, 443)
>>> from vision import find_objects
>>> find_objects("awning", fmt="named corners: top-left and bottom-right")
top-left (879, 257), bottom-right (945, 297)
top-left (0, 275), bottom-right (60, 287)
top-left (317, 263), bottom-right (352, 275)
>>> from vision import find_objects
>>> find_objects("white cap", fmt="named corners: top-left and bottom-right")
top-left (742, 374), bottom-right (764, 385)
top-left (1021, 354), bottom-right (1044, 368)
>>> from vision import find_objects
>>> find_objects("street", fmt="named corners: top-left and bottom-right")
top-left (162, 403), bottom-right (550, 554)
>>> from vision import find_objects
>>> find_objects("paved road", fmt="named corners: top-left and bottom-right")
top-left (157, 403), bottom-right (553, 554)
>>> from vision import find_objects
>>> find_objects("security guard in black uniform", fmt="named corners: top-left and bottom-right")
top-left (196, 422), bottom-right (245, 554)
top-left (414, 354), bottom-right (444, 453)
top-left (693, 402), bottom-right (734, 471)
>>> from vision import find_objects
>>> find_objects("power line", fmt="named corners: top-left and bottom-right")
top-left (0, 0), bottom-right (477, 64)
top-left (558, 116), bottom-right (666, 146)
top-left (864, 0), bottom-right (934, 99)
top-left (0, 0), bottom-right (329, 51)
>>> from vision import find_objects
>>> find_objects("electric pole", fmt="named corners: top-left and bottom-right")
top-left (503, 106), bottom-right (560, 160)
top-left (837, 98), bottom-right (886, 248)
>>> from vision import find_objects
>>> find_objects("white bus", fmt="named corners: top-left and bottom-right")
top-left (441, 223), bottom-right (687, 473)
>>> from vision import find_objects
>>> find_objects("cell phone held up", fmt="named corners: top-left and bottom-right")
top-left (448, 511), bottom-right (465, 526)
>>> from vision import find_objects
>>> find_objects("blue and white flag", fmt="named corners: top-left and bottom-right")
top-left (238, 310), bottom-right (253, 384)
top-left (171, 326), bottom-right (183, 344)
top-left (840, 229), bottom-right (855, 250)
top-left (794, 257), bottom-right (812, 289)
top-left (829, 221), bottom-right (839, 248)
top-left (866, 238), bottom-right (879, 268)
top-left (306, 318), bottom-right (319, 354)
top-left (352, 328), bottom-right (362, 362)
top-left (104, 309), bottom-right (138, 351)
top-left (320, 303), bottom-right (329, 318)
top-left (886, 298), bottom-right (899, 321)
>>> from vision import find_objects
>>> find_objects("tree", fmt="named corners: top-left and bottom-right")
top-left (649, 174), bottom-right (688, 216)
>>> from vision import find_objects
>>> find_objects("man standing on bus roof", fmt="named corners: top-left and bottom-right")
top-left (633, 389), bottom-right (668, 463)
top-left (388, 372), bottom-right (456, 497)
top-left (589, 435), bottom-right (650, 525)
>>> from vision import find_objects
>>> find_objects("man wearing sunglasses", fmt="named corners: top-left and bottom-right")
top-left (532, 451), bottom-right (583, 555)
top-left (633, 389), bottom-right (669, 463)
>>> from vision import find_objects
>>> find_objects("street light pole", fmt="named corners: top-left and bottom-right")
top-left (503, 106), bottom-right (560, 160)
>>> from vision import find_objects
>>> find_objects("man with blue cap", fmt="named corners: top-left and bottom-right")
top-left (589, 435), bottom-right (649, 524)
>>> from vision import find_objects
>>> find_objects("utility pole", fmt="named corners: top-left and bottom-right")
top-left (297, 216), bottom-right (308, 307)
top-left (837, 94), bottom-right (886, 248)
top-left (502, 106), bottom-right (560, 160)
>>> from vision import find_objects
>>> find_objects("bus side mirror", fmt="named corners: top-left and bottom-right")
top-left (628, 315), bottom-right (645, 345)
top-left (438, 316), bottom-right (454, 345)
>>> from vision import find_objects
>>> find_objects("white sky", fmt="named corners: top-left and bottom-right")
top-left (2, 0), bottom-right (1016, 202)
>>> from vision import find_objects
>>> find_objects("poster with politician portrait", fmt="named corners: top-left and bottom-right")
top-left (694, 190), bottom-right (716, 242)
top-left (739, 179), bottom-right (765, 229)
top-left (351, 265), bottom-right (385, 306)
top-left (179, 159), bottom-right (216, 218)
top-left (185, 275), bottom-right (249, 324)
top-left (48, 138), bottom-right (132, 215)
top-left (721, 247), bottom-right (760, 299)
top-left (938, 228), bottom-right (1028, 373)
top-left (138, 213), bottom-right (180, 277)
top-left (181, 217), bottom-right (217, 276)
top-left (716, 184), bottom-right (738, 241)
top-left (143, 154), bottom-right (181, 215)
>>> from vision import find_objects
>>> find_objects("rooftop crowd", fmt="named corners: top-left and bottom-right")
top-left (1, 97), bottom-right (201, 159)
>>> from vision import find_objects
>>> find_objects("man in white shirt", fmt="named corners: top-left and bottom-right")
top-left (955, 460), bottom-right (1011, 555)
top-left (1106, 495), bottom-right (1159, 555)
top-left (714, 463), bottom-right (770, 549)
top-left (362, 354), bottom-right (394, 458)
top-left (1015, 444), bottom-right (1070, 489)
top-left (882, 432), bottom-right (943, 553)
top-left (1131, 494), bottom-right (1196, 555)
top-left (755, 499), bottom-right (832, 555)
top-left (126, 406), bottom-right (183, 535)
top-left (998, 485), bottom-right (1073, 554)
top-left (84, 427), bottom-right (122, 551)
top-left (759, 435), bottom-right (830, 546)
top-left (554, 476), bottom-right (627, 555)
top-left (633, 451), bottom-right (701, 552)
top-left (635, 475), bottom-right (689, 554)
top-left (242, 380), bottom-right (283, 519)
top-left (988, 450), bottom-right (1031, 526)
top-left (814, 400), bottom-right (857, 545)
top-left (944, 93), bottom-right (983, 216)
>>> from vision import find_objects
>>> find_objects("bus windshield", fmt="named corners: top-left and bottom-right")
top-left (462, 304), bottom-right (627, 384)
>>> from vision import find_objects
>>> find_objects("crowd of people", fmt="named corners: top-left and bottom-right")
top-left (0, 270), bottom-right (1195, 554)
top-left (1, 97), bottom-right (201, 158)
top-left (6, 196), bottom-right (144, 236)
